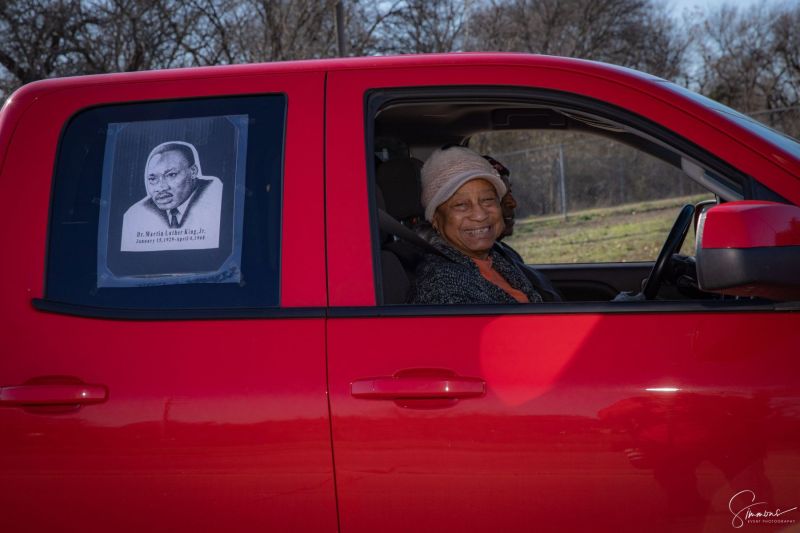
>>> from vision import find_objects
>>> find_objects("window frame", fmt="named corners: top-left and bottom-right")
top-left (366, 86), bottom-right (789, 312)
top-left (38, 93), bottom-right (292, 319)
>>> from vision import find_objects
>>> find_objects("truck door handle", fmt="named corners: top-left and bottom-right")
top-left (351, 373), bottom-right (485, 400)
top-left (0, 381), bottom-right (108, 407)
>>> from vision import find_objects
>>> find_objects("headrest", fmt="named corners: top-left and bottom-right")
top-left (376, 157), bottom-right (424, 222)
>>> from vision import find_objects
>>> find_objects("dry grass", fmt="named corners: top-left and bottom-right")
top-left (505, 194), bottom-right (711, 264)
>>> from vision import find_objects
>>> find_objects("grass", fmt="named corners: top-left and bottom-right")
top-left (505, 194), bottom-right (711, 264)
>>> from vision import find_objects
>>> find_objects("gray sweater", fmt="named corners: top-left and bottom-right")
top-left (410, 236), bottom-right (543, 305)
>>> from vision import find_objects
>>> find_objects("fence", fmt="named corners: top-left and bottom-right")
top-left (474, 133), bottom-right (705, 219)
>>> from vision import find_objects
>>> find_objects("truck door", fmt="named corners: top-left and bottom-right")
top-left (0, 68), bottom-right (335, 531)
top-left (325, 57), bottom-right (800, 532)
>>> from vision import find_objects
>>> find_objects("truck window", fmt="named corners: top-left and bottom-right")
top-left (469, 128), bottom-right (712, 264)
top-left (370, 90), bottom-right (747, 304)
top-left (45, 95), bottom-right (286, 313)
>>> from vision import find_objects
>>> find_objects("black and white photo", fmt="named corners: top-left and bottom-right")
top-left (120, 141), bottom-right (223, 252)
top-left (97, 115), bottom-right (248, 287)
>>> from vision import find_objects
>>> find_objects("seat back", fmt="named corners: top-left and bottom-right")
top-left (375, 187), bottom-right (412, 304)
top-left (376, 157), bottom-right (424, 226)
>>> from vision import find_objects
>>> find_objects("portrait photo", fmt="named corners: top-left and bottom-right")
top-left (97, 115), bottom-right (248, 287)
top-left (120, 141), bottom-right (223, 252)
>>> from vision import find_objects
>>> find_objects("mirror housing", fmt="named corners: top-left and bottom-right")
top-left (696, 201), bottom-right (800, 301)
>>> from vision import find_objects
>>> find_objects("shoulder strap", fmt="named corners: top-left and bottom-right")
top-left (378, 209), bottom-right (449, 259)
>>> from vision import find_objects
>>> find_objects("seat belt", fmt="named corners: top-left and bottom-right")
top-left (379, 208), bottom-right (562, 302)
top-left (377, 209), bottom-right (448, 259)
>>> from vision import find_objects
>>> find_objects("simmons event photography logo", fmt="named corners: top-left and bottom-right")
top-left (729, 490), bottom-right (797, 529)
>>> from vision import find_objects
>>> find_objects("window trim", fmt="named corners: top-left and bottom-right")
top-left (43, 93), bottom-right (287, 316)
top-left (328, 298), bottom-right (798, 318)
top-left (365, 86), bottom-right (786, 310)
top-left (31, 298), bottom-right (324, 320)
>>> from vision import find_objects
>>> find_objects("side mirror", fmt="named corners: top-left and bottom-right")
top-left (696, 201), bottom-right (800, 301)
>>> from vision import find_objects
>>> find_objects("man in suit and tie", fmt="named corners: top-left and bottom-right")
top-left (120, 141), bottom-right (223, 252)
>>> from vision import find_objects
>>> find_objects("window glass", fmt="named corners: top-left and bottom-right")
top-left (470, 130), bottom-right (713, 264)
top-left (47, 95), bottom-right (285, 309)
top-left (370, 91), bottom-right (744, 305)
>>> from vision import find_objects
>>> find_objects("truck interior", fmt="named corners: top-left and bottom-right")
top-left (367, 88), bottom-right (786, 305)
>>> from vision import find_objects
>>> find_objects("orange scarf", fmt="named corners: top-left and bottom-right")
top-left (471, 256), bottom-right (529, 303)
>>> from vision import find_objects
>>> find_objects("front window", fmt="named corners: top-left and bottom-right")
top-left (370, 89), bottom-right (755, 305)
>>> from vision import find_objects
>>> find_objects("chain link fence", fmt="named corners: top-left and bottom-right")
top-left (472, 132), bottom-right (705, 219)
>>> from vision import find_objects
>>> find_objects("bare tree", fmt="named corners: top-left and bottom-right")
top-left (186, 0), bottom-right (340, 63)
top-left (0, 0), bottom-right (395, 101)
top-left (771, 4), bottom-right (800, 135)
top-left (0, 0), bottom-right (209, 99)
top-left (606, 4), bottom-right (690, 80)
top-left (74, 0), bottom-right (204, 73)
top-left (1, 0), bottom-right (795, 140)
top-left (467, 0), bottom-right (689, 79)
top-left (694, 4), bottom-right (772, 110)
top-left (345, 1), bottom-right (404, 56)
top-left (180, 0), bottom-right (396, 64)
top-left (375, 0), bottom-right (470, 54)
top-left (691, 2), bottom-right (800, 135)
top-left (0, 0), bottom-right (94, 96)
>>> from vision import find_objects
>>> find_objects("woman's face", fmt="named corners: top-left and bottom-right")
top-left (434, 178), bottom-right (504, 259)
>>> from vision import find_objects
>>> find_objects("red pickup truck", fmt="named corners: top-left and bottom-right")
top-left (1, 53), bottom-right (799, 532)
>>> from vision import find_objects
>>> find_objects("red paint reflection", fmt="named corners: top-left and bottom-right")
top-left (599, 391), bottom-right (773, 516)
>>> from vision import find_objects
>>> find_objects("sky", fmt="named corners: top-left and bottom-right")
top-left (669, 0), bottom-right (780, 16)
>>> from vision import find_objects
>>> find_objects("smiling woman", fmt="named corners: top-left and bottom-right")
top-left (411, 146), bottom-right (544, 305)
top-left (435, 178), bottom-right (503, 258)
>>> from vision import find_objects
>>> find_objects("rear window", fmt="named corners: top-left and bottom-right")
top-left (46, 94), bottom-right (285, 311)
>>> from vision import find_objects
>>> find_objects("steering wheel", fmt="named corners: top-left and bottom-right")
top-left (642, 204), bottom-right (695, 300)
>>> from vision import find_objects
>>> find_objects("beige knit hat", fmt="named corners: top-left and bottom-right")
top-left (420, 146), bottom-right (507, 222)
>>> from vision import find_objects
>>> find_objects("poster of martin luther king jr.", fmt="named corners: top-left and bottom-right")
top-left (120, 141), bottom-right (222, 252)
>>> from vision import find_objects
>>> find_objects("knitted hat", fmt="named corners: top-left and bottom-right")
top-left (420, 146), bottom-right (507, 222)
